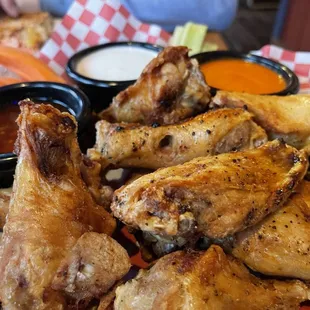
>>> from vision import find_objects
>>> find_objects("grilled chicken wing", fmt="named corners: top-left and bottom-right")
top-left (114, 245), bottom-right (310, 310)
top-left (99, 46), bottom-right (211, 125)
top-left (233, 181), bottom-right (310, 280)
top-left (212, 91), bottom-right (310, 149)
top-left (0, 102), bottom-right (130, 309)
top-left (111, 140), bottom-right (308, 247)
top-left (89, 108), bottom-right (267, 170)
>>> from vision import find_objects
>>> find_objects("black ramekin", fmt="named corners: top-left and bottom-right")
top-left (66, 41), bottom-right (163, 112)
top-left (193, 50), bottom-right (300, 96)
top-left (0, 81), bottom-right (91, 188)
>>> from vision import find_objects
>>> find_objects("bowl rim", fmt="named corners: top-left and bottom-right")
top-left (66, 41), bottom-right (164, 88)
top-left (192, 50), bottom-right (300, 96)
top-left (0, 81), bottom-right (91, 161)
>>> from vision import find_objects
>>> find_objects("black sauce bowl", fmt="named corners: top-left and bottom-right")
top-left (66, 41), bottom-right (163, 112)
top-left (192, 51), bottom-right (300, 96)
top-left (0, 81), bottom-right (91, 188)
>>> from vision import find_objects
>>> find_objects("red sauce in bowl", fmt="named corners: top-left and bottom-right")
top-left (0, 102), bottom-right (70, 154)
top-left (0, 103), bottom-right (19, 154)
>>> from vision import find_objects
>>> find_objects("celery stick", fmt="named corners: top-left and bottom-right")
top-left (180, 22), bottom-right (208, 56)
top-left (169, 25), bottom-right (184, 46)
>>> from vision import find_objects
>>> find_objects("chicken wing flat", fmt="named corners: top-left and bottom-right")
top-left (99, 46), bottom-right (211, 125)
top-left (233, 181), bottom-right (310, 280)
top-left (0, 102), bottom-right (130, 309)
top-left (112, 140), bottom-right (308, 245)
top-left (212, 91), bottom-right (310, 149)
top-left (89, 108), bottom-right (267, 170)
top-left (114, 245), bottom-right (310, 310)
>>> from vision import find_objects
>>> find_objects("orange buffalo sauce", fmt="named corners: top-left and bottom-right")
top-left (200, 59), bottom-right (286, 94)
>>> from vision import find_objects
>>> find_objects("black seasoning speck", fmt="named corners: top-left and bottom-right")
top-left (132, 143), bottom-right (138, 152)
top-left (115, 126), bottom-right (124, 132)
top-left (152, 122), bottom-right (160, 128)
top-left (192, 132), bottom-right (195, 136)
top-left (206, 129), bottom-right (211, 134)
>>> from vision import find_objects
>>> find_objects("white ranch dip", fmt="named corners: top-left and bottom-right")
top-left (76, 45), bottom-right (158, 81)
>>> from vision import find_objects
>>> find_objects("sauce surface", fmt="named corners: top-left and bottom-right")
top-left (200, 59), bottom-right (286, 94)
top-left (76, 46), bottom-right (158, 81)
top-left (0, 103), bottom-right (19, 154)
top-left (0, 102), bottom-right (69, 154)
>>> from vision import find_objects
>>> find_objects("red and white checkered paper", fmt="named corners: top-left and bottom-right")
top-left (39, 0), bottom-right (170, 77)
top-left (252, 45), bottom-right (310, 94)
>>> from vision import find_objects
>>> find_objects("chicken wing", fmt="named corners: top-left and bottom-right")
top-left (0, 102), bottom-right (130, 309)
top-left (89, 108), bottom-right (267, 170)
top-left (212, 91), bottom-right (310, 149)
top-left (99, 46), bottom-right (211, 125)
top-left (111, 140), bottom-right (308, 247)
top-left (0, 187), bottom-right (11, 229)
top-left (232, 181), bottom-right (310, 280)
top-left (114, 245), bottom-right (310, 310)
top-left (81, 155), bottom-right (114, 209)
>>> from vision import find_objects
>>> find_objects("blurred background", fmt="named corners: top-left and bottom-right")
top-left (224, 0), bottom-right (308, 52)
top-left (0, 0), bottom-right (308, 52)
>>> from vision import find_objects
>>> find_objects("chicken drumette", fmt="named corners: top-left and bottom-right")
top-left (115, 245), bottom-right (310, 310)
top-left (89, 108), bottom-right (267, 170)
top-left (212, 91), bottom-right (310, 150)
top-left (100, 46), bottom-right (211, 125)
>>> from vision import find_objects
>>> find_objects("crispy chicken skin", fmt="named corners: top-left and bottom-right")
top-left (0, 188), bottom-right (11, 229)
top-left (89, 108), bottom-right (267, 170)
top-left (99, 46), bottom-right (211, 125)
top-left (233, 181), bottom-right (310, 280)
top-left (114, 245), bottom-right (310, 310)
top-left (212, 91), bottom-right (310, 149)
top-left (81, 155), bottom-right (114, 209)
top-left (0, 102), bottom-right (130, 309)
top-left (111, 140), bottom-right (308, 242)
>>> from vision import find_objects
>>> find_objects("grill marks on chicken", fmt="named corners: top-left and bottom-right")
top-left (212, 91), bottom-right (310, 149)
top-left (0, 102), bottom-right (130, 309)
top-left (99, 46), bottom-right (211, 125)
top-left (114, 245), bottom-right (310, 310)
top-left (111, 141), bottom-right (308, 245)
top-left (233, 181), bottom-right (310, 280)
top-left (89, 108), bottom-right (267, 170)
